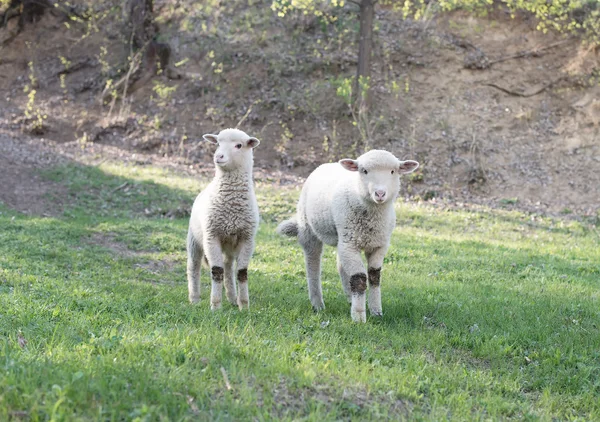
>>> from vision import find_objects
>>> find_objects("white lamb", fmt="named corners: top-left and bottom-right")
top-left (187, 128), bottom-right (260, 310)
top-left (277, 150), bottom-right (419, 322)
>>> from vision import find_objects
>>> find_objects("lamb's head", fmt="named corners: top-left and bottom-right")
top-left (340, 150), bottom-right (419, 205)
top-left (203, 128), bottom-right (260, 172)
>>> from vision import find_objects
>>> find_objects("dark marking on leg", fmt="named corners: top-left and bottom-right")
top-left (211, 266), bottom-right (224, 283)
top-left (368, 267), bottom-right (381, 287)
top-left (237, 268), bottom-right (248, 284)
top-left (350, 273), bottom-right (367, 294)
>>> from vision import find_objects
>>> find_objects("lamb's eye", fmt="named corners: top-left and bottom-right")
top-left (235, 144), bottom-right (243, 149)
top-left (362, 168), bottom-right (368, 175)
top-left (391, 170), bottom-right (395, 175)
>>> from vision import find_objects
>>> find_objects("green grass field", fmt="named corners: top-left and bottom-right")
top-left (1, 161), bottom-right (599, 421)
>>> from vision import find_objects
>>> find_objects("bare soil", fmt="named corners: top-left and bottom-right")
top-left (0, 134), bottom-right (67, 215)
top-left (87, 232), bottom-right (181, 278)
top-left (0, 2), bottom-right (598, 218)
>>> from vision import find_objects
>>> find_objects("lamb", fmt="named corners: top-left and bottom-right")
top-left (277, 150), bottom-right (419, 322)
top-left (187, 128), bottom-right (260, 310)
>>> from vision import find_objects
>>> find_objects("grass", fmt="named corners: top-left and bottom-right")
top-left (1, 161), bottom-right (599, 421)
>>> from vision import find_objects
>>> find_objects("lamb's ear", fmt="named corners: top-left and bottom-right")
top-left (398, 160), bottom-right (419, 174)
top-left (247, 137), bottom-right (260, 149)
top-left (339, 159), bottom-right (359, 172)
top-left (202, 134), bottom-right (219, 144)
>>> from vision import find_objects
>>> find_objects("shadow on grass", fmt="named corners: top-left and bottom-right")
top-left (265, 226), bottom-right (600, 398)
top-left (41, 163), bottom-right (196, 221)
top-left (1, 161), bottom-right (599, 419)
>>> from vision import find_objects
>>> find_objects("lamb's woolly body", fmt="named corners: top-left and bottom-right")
top-left (299, 162), bottom-right (395, 250)
top-left (189, 170), bottom-right (258, 253)
top-left (278, 149), bottom-right (418, 322)
top-left (187, 128), bottom-right (260, 310)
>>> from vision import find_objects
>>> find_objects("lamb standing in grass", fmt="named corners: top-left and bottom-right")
top-left (187, 128), bottom-right (260, 310)
top-left (277, 150), bottom-right (419, 322)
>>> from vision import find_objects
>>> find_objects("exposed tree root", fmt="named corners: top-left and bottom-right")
top-left (1, 0), bottom-right (86, 45)
top-left (483, 76), bottom-right (565, 98)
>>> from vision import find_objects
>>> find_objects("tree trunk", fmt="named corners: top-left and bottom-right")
top-left (105, 0), bottom-right (177, 101)
top-left (355, 0), bottom-right (375, 110)
top-left (124, 0), bottom-right (156, 50)
top-left (123, 0), bottom-right (171, 73)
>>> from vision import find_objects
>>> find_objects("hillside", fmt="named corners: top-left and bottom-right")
top-left (0, 0), bottom-right (599, 216)
top-left (1, 2), bottom-right (600, 419)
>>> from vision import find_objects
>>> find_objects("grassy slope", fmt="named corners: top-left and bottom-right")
top-left (1, 162), bottom-right (599, 421)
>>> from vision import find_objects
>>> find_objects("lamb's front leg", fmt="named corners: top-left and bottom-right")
top-left (338, 243), bottom-right (367, 322)
top-left (203, 237), bottom-right (224, 310)
top-left (235, 238), bottom-right (255, 310)
top-left (366, 246), bottom-right (387, 317)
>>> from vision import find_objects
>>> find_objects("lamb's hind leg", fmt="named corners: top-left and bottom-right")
top-left (187, 230), bottom-right (202, 304)
top-left (223, 253), bottom-right (237, 306)
top-left (235, 238), bottom-right (255, 310)
top-left (203, 237), bottom-right (224, 310)
top-left (299, 228), bottom-right (325, 311)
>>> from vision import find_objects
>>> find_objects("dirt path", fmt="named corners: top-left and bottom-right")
top-left (0, 133), bottom-right (68, 216)
top-left (0, 131), bottom-right (305, 218)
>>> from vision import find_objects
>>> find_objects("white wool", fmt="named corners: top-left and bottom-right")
top-left (277, 149), bottom-right (419, 322)
top-left (187, 128), bottom-right (260, 310)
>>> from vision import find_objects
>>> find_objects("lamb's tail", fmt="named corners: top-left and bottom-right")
top-left (276, 218), bottom-right (299, 237)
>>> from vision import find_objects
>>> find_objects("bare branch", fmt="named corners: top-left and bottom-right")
top-left (488, 38), bottom-right (574, 66)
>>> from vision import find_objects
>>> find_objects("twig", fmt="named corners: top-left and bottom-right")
top-left (123, 29), bottom-right (137, 91)
top-left (111, 182), bottom-right (129, 192)
top-left (447, 33), bottom-right (479, 51)
top-left (57, 59), bottom-right (94, 76)
top-left (483, 76), bottom-right (565, 98)
top-left (488, 39), bottom-right (573, 66)
top-left (94, 158), bottom-right (109, 167)
top-left (101, 39), bottom-right (149, 106)
top-left (117, 32), bottom-right (138, 119)
top-left (17, 331), bottom-right (27, 349)
top-left (220, 367), bottom-right (233, 391)
top-left (236, 100), bottom-right (260, 129)
top-left (422, 1), bottom-right (435, 31)
top-left (1, 31), bottom-right (19, 47)
top-left (0, 4), bottom-right (21, 30)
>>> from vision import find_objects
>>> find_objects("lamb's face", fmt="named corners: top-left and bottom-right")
top-left (203, 129), bottom-right (260, 172)
top-left (340, 150), bottom-right (419, 205)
